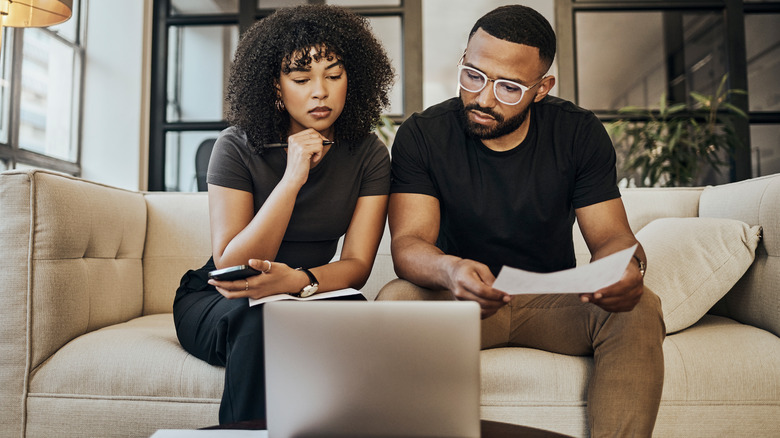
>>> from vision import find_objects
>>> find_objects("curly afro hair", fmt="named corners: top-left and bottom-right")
top-left (226, 5), bottom-right (395, 154)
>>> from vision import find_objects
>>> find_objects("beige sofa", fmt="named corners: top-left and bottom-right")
top-left (1, 169), bottom-right (778, 437)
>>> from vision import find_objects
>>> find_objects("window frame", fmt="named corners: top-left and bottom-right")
top-left (555, 0), bottom-right (768, 182)
top-left (0, 4), bottom-right (85, 176)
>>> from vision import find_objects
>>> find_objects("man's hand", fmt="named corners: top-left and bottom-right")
top-left (446, 258), bottom-right (511, 318)
top-left (579, 259), bottom-right (644, 312)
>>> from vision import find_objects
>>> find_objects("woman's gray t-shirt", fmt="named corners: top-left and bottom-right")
top-left (207, 126), bottom-right (390, 269)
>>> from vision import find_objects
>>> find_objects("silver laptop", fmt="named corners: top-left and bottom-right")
top-left (263, 301), bottom-right (481, 438)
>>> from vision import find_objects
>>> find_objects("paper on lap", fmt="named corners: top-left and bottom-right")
top-left (248, 288), bottom-right (362, 306)
top-left (492, 244), bottom-right (637, 294)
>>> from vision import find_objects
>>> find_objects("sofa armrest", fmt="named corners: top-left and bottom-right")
top-left (0, 170), bottom-right (147, 421)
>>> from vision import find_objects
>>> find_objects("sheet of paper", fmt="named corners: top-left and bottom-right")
top-left (248, 288), bottom-right (362, 307)
top-left (492, 244), bottom-right (637, 294)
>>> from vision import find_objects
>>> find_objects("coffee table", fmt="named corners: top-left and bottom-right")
top-left (204, 419), bottom-right (573, 437)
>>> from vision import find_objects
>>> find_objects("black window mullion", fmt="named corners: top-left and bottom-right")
top-left (148, 0), bottom-right (170, 191)
top-left (724, 0), bottom-right (751, 181)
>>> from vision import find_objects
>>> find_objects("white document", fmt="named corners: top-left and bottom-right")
top-left (248, 288), bottom-right (362, 307)
top-left (492, 244), bottom-right (637, 294)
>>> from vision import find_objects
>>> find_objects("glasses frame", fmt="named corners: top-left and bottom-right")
top-left (457, 63), bottom-right (544, 106)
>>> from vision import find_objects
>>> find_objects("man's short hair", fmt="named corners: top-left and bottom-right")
top-left (469, 5), bottom-right (556, 71)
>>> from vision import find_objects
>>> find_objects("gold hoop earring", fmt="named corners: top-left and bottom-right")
top-left (275, 99), bottom-right (286, 113)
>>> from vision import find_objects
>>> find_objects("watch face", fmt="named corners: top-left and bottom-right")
top-left (300, 284), bottom-right (318, 298)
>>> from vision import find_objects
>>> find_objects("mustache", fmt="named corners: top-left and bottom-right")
top-left (463, 103), bottom-right (503, 123)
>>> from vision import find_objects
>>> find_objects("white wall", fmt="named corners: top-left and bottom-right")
top-left (80, 0), bottom-right (149, 191)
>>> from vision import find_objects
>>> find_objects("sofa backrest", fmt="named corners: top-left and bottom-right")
top-left (572, 187), bottom-right (703, 266)
top-left (699, 173), bottom-right (780, 337)
top-left (142, 192), bottom-right (211, 315)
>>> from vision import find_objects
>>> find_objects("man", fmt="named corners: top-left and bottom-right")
top-left (378, 5), bottom-right (665, 437)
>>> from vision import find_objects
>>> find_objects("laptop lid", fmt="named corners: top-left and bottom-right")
top-left (263, 301), bottom-right (481, 438)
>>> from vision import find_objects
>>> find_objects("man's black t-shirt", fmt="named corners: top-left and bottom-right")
top-left (390, 96), bottom-right (620, 275)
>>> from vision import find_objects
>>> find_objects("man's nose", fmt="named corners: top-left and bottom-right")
top-left (475, 81), bottom-right (496, 108)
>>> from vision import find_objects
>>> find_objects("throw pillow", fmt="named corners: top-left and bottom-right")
top-left (636, 217), bottom-right (762, 334)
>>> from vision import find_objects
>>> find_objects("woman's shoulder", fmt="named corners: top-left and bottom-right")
top-left (355, 133), bottom-right (390, 161)
top-left (217, 126), bottom-right (249, 146)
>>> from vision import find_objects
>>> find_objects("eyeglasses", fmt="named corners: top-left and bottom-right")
top-left (457, 64), bottom-right (543, 106)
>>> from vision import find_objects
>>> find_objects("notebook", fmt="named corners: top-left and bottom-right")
top-left (263, 300), bottom-right (481, 438)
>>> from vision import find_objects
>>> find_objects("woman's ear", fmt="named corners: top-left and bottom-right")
top-left (533, 75), bottom-right (556, 102)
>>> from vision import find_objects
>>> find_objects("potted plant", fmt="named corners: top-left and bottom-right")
top-left (607, 74), bottom-right (747, 187)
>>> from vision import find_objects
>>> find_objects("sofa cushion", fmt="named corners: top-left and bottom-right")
top-left (636, 217), bottom-right (762, 334)
top-left (28, 314), bottom-right (223, 401)
top-left (480, 315), bottom-right (780, 437)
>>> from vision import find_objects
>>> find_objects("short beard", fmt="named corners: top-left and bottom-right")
top-left (458, 97), bottom-right (530, 141)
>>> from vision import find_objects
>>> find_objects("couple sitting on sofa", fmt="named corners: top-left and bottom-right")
top-left (174, 4), bottom-right (663, 437)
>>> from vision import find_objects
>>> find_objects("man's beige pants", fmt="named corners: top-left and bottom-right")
top-left (377, 278), bottom-right (665, 438)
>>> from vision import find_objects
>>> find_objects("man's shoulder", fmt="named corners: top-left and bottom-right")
top-left (407, 97), bottom-right (463, 124)
top-left (536, 95), bottom-right (596, 118)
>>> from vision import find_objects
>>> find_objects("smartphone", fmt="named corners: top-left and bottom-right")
top-left (208, 265), bottom-right (262, 281)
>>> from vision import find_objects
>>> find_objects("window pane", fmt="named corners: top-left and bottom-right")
top-left (19, 29), bottom-right (77, 162)
top-left (172, 0), bottom-right (238, 15)
top-left (746, 14), bottom-right (780, 112)
top-left (48, 0), bottom-right (80, 43)
top-left (576, 11), bottom-right (727, 111)
top-left (367, 16), bottom-right (403, 115)
top-left (0, 28), bottom-right (12, 144)
top-left (751, 124), bottom-right (780, 177)
top-left (165, 131), bottom-right (221, 192)
top-left (0, 159), bottom-right (7, 171)
top-left (167, 25), bottom-right (239, 123)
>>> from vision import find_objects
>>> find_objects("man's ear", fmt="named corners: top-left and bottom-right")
top-left (533, 75), bottom-right (556, 102)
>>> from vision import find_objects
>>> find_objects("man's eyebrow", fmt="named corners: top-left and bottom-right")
top-left (463, 61), bottom-right (527, 85)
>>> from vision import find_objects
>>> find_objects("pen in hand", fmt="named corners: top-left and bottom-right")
top-left (265, 140), bottom-right (335, 149)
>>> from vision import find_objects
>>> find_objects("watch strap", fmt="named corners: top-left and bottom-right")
top-left (295, 267), bottom-right (319, 297)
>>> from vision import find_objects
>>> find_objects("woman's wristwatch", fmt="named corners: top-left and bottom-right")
top-left (294, 267), bottom-right (319, 298)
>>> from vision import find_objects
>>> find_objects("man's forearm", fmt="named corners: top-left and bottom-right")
top-left (391, 235), bottom-right (461, 291)
top-left (590, 234), bottom-right (646, 266)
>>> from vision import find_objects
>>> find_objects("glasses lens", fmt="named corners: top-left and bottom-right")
top-left (495, 80), bottom-right (525, 105)
top-left (458, 66), bottom-right (486, 93)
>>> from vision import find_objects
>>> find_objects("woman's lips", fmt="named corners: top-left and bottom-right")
top-left (309, 106), bottom-right (332, 118)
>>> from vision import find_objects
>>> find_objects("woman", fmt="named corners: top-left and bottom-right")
top-left (173, 5), bottom-right (394, 424)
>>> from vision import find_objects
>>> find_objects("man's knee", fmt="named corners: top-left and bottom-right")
top-left (636, 286), bottom-right (666, 338)
top-left (376, 278), bottom-right (453, 301)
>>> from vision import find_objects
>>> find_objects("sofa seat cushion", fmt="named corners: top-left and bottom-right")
top-left (660, 315), bottom-right (780, 402)
top-left (479, 315), bottom-right (780, 436)
top-left (28, 314), bottom-right (223, 401)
